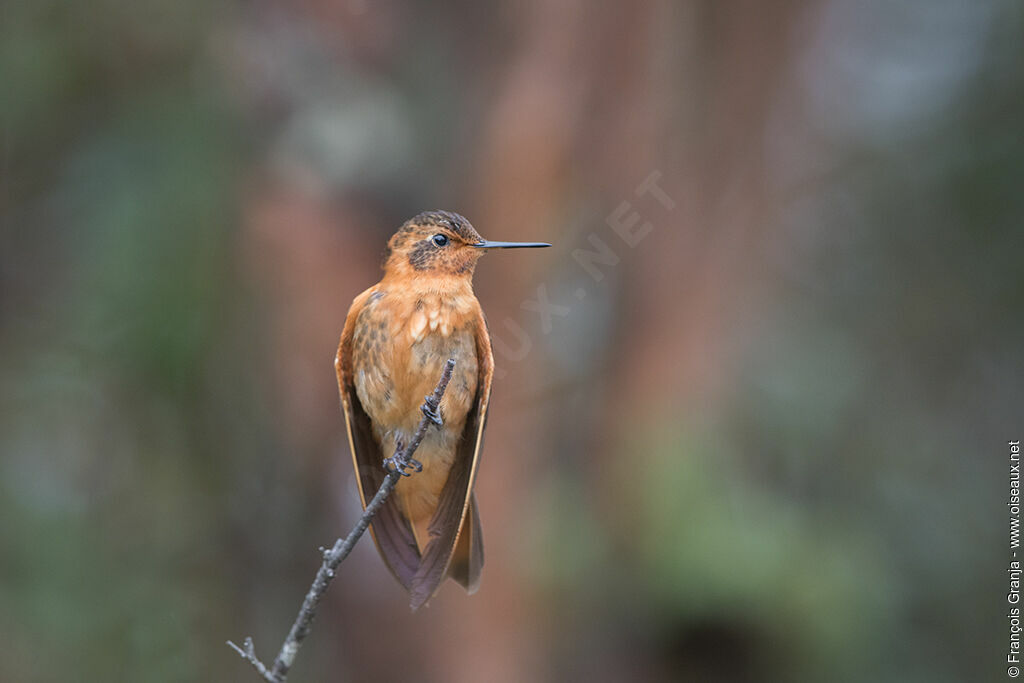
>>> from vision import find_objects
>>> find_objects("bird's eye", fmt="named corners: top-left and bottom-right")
top-left (432, 234), bottom-right (449, 247)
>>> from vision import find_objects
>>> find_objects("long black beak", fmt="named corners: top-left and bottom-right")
top-left (472, 240), bottom-right (551, 249)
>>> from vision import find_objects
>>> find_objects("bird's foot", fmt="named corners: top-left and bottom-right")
top-left (383, 439), bottom-right (422, 476)
top-left (421, 398), bottom-right (443, 427)
top-left (383, 453), bottom-right (418, 476)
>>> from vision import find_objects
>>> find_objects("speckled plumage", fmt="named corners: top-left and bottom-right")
top-left (335, 213), bottom-right (493, 610)
top-left (336, 211), bottom-right (547, 610)
top-left (350, 286), bottom-right (480, 547)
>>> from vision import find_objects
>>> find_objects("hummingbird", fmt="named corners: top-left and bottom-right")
top-left (335, 211), bottom-right (549, 610)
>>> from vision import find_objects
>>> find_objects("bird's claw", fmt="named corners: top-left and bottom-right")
top-left (384, 437), bottom-right (422, 476)
top-left (383, 454), bottom-right (415, 477)
top-left (421, 399), bottom-right (443, 427)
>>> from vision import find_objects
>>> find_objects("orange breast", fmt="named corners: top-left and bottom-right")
top-left (351, 286), bottom-right (480, 545)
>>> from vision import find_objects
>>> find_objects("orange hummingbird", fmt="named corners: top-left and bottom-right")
top-left (335, 211), bottom-right (549, 610)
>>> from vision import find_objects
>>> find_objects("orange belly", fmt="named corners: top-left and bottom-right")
top-left (351, 289), bottom-right (479, 550)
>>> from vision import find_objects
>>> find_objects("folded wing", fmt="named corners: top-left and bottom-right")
top-left (337, 289), bottom-right (420, 588)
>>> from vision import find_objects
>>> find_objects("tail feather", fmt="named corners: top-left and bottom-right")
top-left (409, 495), bottom-right (483, 610)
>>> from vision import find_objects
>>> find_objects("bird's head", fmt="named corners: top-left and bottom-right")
top-left (382, 211), bottom-right (549, 281)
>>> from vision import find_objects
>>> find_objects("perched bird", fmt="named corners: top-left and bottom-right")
top-left (335, 211), bottom-right (549, 610)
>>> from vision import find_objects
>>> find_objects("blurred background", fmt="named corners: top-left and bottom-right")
top-left (1, 1), bottom-right (1020, 681)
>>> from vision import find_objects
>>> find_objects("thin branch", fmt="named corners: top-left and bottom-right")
top-left (228, 358), bottom-right (457, 683)
top-left (227, 637), bottom-right (274, 680)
